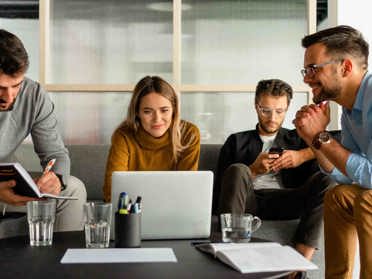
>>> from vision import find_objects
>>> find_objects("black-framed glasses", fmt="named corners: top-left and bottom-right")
top-left (256, 104), bottom-right (287, 117)
top-left (300, 60), bottom-right (339, 78)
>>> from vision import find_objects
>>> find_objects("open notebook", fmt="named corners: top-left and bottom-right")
top-left (195, 242), bottom-right (318, 274)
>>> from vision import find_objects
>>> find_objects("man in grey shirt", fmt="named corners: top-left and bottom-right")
top-left (0, 29), bottom-right (86, 234)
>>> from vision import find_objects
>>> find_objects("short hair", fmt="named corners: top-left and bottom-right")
top-left (302, 25), bottom-right (369, 70)
top-left (255, 79), bottom-right (293, 106)
top-left (0, 29), bottom-right (29, 75)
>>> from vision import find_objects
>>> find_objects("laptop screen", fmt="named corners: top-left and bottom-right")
top-left (111, 171), bottom-right (213, 240)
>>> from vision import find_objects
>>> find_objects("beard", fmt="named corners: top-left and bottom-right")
top-left (258, 120), bottom-right (281, 135)
top-left (313, 74), bottom-right (342, 104)
top-left (0, 98), bottom-right (16, 111)
top-left (313, 85), bottom-right (341, 104)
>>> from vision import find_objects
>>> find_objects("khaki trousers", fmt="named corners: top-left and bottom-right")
top-left (324, 184), bottom-right (372, 279)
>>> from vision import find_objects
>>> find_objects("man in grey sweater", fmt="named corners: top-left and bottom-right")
top-left (0, 29), bottom-right (86, 234)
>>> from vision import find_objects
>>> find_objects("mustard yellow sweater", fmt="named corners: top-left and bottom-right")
top-left (103, 120), bottom-right (200, 201)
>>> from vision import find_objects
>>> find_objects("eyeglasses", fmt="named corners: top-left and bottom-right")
top-left (256, 104), bottom-right (287, 117)
top-left (300, 60), bottom-right (339, 78)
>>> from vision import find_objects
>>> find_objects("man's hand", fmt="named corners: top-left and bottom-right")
top-left (249, 152), bottom-right (280, 178)
top-left (36, 171), bottom-right (62, 196)
top-left (293, 102), bottom-right (330, 144)
top-left (0, 180), bottom-right (38, 206)
top-left (271, 150), bottom-right (305, 172)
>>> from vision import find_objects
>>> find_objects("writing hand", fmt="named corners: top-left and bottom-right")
top-left (36, 171), bottom-right (61, 195)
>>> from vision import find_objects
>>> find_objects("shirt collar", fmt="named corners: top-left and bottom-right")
top-left (352, 71), bottom-right (370, 112)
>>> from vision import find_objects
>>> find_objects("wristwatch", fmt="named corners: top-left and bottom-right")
top-left (312, 131), bottom-right (331, 149)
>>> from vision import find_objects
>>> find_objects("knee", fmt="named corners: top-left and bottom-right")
top-left (63, 176), bottom-right (87, 202)
top-left (325, 185), bottom-right (340, 205)
top-left (357, 189), bottom-right (372, 209)
top-left (324, 184), bottom-right (349, 208)
top-left (221, 163), bottom-right (253, 193)
top-left (224, 163), bottom-right (250, 179)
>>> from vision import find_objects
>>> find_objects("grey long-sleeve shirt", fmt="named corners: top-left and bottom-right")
top-left (0, 77), bottom-right (70, 184)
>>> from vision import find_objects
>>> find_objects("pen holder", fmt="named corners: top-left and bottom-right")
top-left (115, 212), bottom-right (141, 248)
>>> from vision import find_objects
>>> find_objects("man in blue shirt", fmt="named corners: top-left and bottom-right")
top-left (294, 25), bottom-right (371, 279)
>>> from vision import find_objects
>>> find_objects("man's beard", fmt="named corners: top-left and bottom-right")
top-left (0, 99), bottom-right (15, 111)
top-left (258, 121), bottom-right (281, 135)
top-left (313, 77), bottom-right (341, 104)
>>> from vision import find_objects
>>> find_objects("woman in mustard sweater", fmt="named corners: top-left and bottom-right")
top-left (103, 76), bottom-right (200, 201)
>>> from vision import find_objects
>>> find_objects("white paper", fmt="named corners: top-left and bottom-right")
top-left (196, 242), bottom-right (317, 274)
top-left (217, 245), bottom-right (318, 273)
top-left (60, 248), bottom-right (178, 264)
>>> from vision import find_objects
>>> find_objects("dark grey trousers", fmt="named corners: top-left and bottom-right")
top-left (218, 163), bottom-right (333, 248)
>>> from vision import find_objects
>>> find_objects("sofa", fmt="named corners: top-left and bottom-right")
top-left (11, 143), bottom-right (325, 278)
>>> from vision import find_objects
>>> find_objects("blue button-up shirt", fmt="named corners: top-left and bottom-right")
top-left (329, 72), bottom-right (372, 188)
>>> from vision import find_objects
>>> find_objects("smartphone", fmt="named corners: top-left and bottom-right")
top-left (269, 147), bottom-right (284, 155)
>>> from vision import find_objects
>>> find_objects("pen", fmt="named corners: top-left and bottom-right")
top-left (118, 192), bottom-right (128, 211)
top-left (2, 205), bottom-right (6, 217)
top-left (43, 158), bottom-right (56, 175)
top-left (135, 196), bottom-right (142, 212)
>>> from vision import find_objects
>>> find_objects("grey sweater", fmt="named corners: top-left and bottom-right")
top-left (0, 77), bottom-right (70, 183)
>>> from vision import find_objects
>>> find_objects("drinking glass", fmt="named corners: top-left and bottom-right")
top-left (84, 202), bottom-right (112, 248)
top-left (27, 199), bottom-right (56, 246)
top-left (220, 213), bottom-right (261, 243)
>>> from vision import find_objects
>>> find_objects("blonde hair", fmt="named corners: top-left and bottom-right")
top-left (120, 76), bottom-right (185, 163)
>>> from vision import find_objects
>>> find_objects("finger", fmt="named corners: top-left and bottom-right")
top-left (268, 154), bottom-right (280, 160)
top-left (0, 180), bottom-right (16, 189)
top-left (8, 195), bottom-right (39, 206)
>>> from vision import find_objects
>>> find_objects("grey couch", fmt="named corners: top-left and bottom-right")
top-left (11, 144), bottom-right (324, 278)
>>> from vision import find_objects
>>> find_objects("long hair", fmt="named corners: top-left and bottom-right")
top-left (120, 76), bottom-right (185, 163)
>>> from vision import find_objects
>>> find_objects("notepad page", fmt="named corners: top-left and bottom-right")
top-left (61, 248), bottom-right (177, 264)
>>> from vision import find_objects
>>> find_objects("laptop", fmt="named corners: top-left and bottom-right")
top-left (111, 171), bottom-right (213, 240)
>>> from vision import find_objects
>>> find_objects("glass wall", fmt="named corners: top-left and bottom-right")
top-left (3, 0), bottom-right (313, 145)
top-left (182, 0), bottom-right (307, 86)
top-left (48, 0), bottom-right (173, 84)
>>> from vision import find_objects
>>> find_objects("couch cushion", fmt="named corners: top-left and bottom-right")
top-left (198, 144), bottom-right (221, 173)
top-left (68, 145), bottom-right (110, 201)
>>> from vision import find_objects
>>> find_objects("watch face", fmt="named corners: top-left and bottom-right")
top-left (319, 132), bottom-right (330, 143)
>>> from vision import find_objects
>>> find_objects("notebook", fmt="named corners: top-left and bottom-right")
top-left (111, 171), bottom-right (213, 240)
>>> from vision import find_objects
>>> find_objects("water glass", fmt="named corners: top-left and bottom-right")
top-left (220, 213), bottom-right (262, 243)
top-left (84, 202), bottom-right (112, 248)
top-left (26, 200), bottom-right (56, 246)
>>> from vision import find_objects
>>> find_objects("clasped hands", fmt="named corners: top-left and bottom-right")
top-left (292, 101), bottom-right (330, 145)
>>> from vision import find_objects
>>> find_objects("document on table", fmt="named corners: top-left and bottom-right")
top-left (61, 248), bottom-right (177, 264)
top-left (195, 242), bottom-right (318, 273)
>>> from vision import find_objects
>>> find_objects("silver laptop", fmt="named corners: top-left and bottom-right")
top-left (111, 171), bottom-right (213, 240)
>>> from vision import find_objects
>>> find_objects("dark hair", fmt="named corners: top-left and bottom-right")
top-left (255, 79), bottom-right (293, 105)
top-left (0, 29), bottom-right (29, 75)
top-left (302, 25), bottom-right (369, 69)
